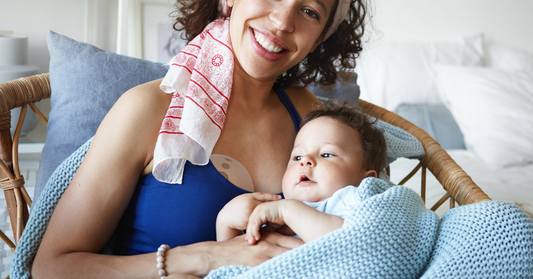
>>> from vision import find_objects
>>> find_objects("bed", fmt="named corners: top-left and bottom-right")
top-left (354, 33), bottom-right (533, 218)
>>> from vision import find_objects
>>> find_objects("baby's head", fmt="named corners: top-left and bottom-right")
top-left (282, 100), bottom-right (387, 202)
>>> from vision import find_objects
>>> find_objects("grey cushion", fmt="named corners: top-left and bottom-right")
top-left (33, 31), bottom-right (168, 206)
top-left (395, 103), bottom-right (466, 150)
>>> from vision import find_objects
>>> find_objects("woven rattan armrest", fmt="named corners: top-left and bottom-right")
top-left (0, 73), bottom-right (51, 249)
top-left (359, 99), bottom-right (491, 206)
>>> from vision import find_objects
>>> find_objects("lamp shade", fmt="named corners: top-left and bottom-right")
top-left (0, 34), bottom-right (41, 136)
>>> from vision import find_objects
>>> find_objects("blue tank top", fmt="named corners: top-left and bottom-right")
top-left (113, 87), bottom-right (301, 255)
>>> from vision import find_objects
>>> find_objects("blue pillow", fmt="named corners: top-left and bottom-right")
top-left (395, 103), bottom-right (466, 150)
top-left (32, 31), bottom-right (168, 206)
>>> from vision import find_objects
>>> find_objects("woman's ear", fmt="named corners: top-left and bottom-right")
top-left (364, 170), bottom-right (377, 178)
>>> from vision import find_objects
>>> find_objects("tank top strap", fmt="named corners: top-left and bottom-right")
top-left (273, 86), bottom-right (301, 132)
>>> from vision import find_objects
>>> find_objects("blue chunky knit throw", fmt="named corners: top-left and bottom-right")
top-left (10, 129), bottom-right (533, 278)
top-left (206, 177), bottom-right (440, 279)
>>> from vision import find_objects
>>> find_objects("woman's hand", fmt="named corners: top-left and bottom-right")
top-left (216, 192), bottom-right (282, 241)
top-left (176, 230), bottom-right (303, 277)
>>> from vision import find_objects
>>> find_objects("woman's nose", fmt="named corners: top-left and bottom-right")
top-left (269, 2), bottom-right (296, 33)
top-left (299, 155), bottom-right (316, 167)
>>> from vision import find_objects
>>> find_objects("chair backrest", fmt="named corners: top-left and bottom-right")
top-left (360, 99), bottom-right (491, 208)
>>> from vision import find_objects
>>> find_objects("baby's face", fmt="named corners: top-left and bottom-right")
top-left (282, 117), bottom-right (373, 202)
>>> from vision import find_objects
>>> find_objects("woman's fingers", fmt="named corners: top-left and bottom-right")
top-left (206, 232), bottom-right (302, 272)
top-left (261, 230), bottom-right (304, 249)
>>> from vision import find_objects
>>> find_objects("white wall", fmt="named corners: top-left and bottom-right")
top-left (369, 0), bottom-right (533, 50)
top-left (0, 0), bottom-right (117, 73)
top-left (1, 0), bottom-right (532, 74)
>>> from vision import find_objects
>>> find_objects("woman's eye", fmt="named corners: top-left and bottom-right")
top-left (303, 8), bottom-right (320, 20)
top-left (321, 153), bottom-right (333, 158)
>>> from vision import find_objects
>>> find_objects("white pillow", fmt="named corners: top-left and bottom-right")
top-left (485, 43), bottom-right (533, 72)
top-left (435, 65), bottom-right (533, 167)
top-left (356, 34), bottom-right (485, 112)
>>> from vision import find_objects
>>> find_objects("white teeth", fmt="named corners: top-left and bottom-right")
top-left (254, 32), bottom-right (283, 53)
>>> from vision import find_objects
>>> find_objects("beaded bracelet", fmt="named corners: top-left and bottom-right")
top-left (156, 244), bottom-right (170, 279)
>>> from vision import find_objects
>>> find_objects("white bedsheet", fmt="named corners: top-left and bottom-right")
top-left (390, 150), bottom-right (533, 218)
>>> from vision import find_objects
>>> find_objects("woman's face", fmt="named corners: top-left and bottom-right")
top-left (228, 0), bottom-right (335, 82)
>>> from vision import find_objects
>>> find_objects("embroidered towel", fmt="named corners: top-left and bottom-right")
top-left (155, 17), bottom-right (234, 184)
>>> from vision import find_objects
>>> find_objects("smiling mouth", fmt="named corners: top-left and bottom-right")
top-left (254, 31), bottom-right (284, 53)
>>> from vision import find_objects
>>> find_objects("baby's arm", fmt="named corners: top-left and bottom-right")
top-left (246, 199), bottom-right (344, 244)
top-left (216, 192), bottom-right (282, 241)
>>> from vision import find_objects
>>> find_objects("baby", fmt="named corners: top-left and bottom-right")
top-left (216, 100), bottom-right (387, 244)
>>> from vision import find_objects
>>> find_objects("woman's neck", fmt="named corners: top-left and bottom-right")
top-left (230, 63), bottom-right (279, 110)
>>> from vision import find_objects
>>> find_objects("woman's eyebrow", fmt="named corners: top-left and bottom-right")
top-left (310, 0), bottom-right (328, 16)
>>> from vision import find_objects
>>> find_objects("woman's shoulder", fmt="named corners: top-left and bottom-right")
top-left (94, 78), bottom-right (171, 172)
top-left (99, 78), bottom-right (170, 142)
top-left (284, 85), bottom-right (324, 119)
top-left (117, 78), bottom-right (171, 112)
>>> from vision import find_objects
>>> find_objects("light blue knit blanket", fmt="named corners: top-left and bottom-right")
top-left (205, 190), bottom-right (533, 279)
top-left (206, 177), bottom-right (440, 279)
top-left (11, 121), bottom-right (533, 278)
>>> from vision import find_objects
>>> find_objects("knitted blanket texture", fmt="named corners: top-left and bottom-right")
top-left (206, 178), bottom-right (440, 279)
top-left (10, 125), bottom-right (533, 278)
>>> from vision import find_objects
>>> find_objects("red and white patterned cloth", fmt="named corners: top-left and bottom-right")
top-left (154, 17), bottom-right (233, 184)
top-left (153, 0), bottom-right (352, 184)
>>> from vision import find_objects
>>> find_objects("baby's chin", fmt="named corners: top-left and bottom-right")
top-left (285, 193), bottom-right (326, 203)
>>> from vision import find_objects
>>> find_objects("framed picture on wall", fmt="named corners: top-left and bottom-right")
top-left (124, 0), bottom-right (186, 63)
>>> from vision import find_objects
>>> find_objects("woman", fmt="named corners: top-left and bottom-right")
top-left (31, 0), bottom-right (367, 277)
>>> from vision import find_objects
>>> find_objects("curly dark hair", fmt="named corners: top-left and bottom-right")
top-left (300, 99), bottom-right (387, 176)
top-left (172, 0), bottom-right (368, 88)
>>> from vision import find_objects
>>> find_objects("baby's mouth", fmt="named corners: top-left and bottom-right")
top-left (299, 174), bottom-right (313, 184)
top-left (254, 31), bottom-right (284, 53)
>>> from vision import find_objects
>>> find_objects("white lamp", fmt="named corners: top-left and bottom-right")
top-left (0, 34), bottom-right (41, 136)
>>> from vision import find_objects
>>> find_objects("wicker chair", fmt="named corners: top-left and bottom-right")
top-left (0, 73), bottom-right (492, 271)
top-left (0, 73), bottom-right (50, 255)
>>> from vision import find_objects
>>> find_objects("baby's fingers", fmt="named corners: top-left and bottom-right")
top-left (245, 217), bottom-right (264, 245)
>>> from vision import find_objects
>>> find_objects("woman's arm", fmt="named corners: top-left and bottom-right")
top-left (31, 79), bottom-right (172, 278)
top-left (31, 79), bottom-right (303, 278)
top-left (246, 199), bottom-right (344, 244)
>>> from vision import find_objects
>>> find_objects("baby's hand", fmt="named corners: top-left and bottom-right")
top-left (245, 200), bottom-right (287, 245)
top-left (216, 192), bottom-right (282, 241)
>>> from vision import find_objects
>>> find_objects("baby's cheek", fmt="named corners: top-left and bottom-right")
top-left (281, 169), bottom-right (295, 198)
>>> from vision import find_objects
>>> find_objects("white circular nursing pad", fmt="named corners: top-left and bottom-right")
top-left (210, 154), bottom-right (254, 192)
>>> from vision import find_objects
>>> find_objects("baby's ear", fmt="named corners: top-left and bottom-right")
top-left (365, 170), bottom-right (377, 178)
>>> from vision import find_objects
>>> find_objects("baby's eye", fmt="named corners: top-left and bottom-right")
top-left (293, 155), bottom-right (302, 161)
top-left (303, 8), bottom-right (320, 20)
top-left (321, 153), bottom-right (333, 158)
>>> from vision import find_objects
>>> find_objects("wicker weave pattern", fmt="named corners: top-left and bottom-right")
top-left (0, 74), bottom-right (51, 249)
top-left (359, 100), bottom-right (491, 206)
top-left (0, 74), bottom-right (50, 114)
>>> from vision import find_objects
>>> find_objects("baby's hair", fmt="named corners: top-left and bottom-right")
top-left (300, 99), bottom-right (387, 176)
